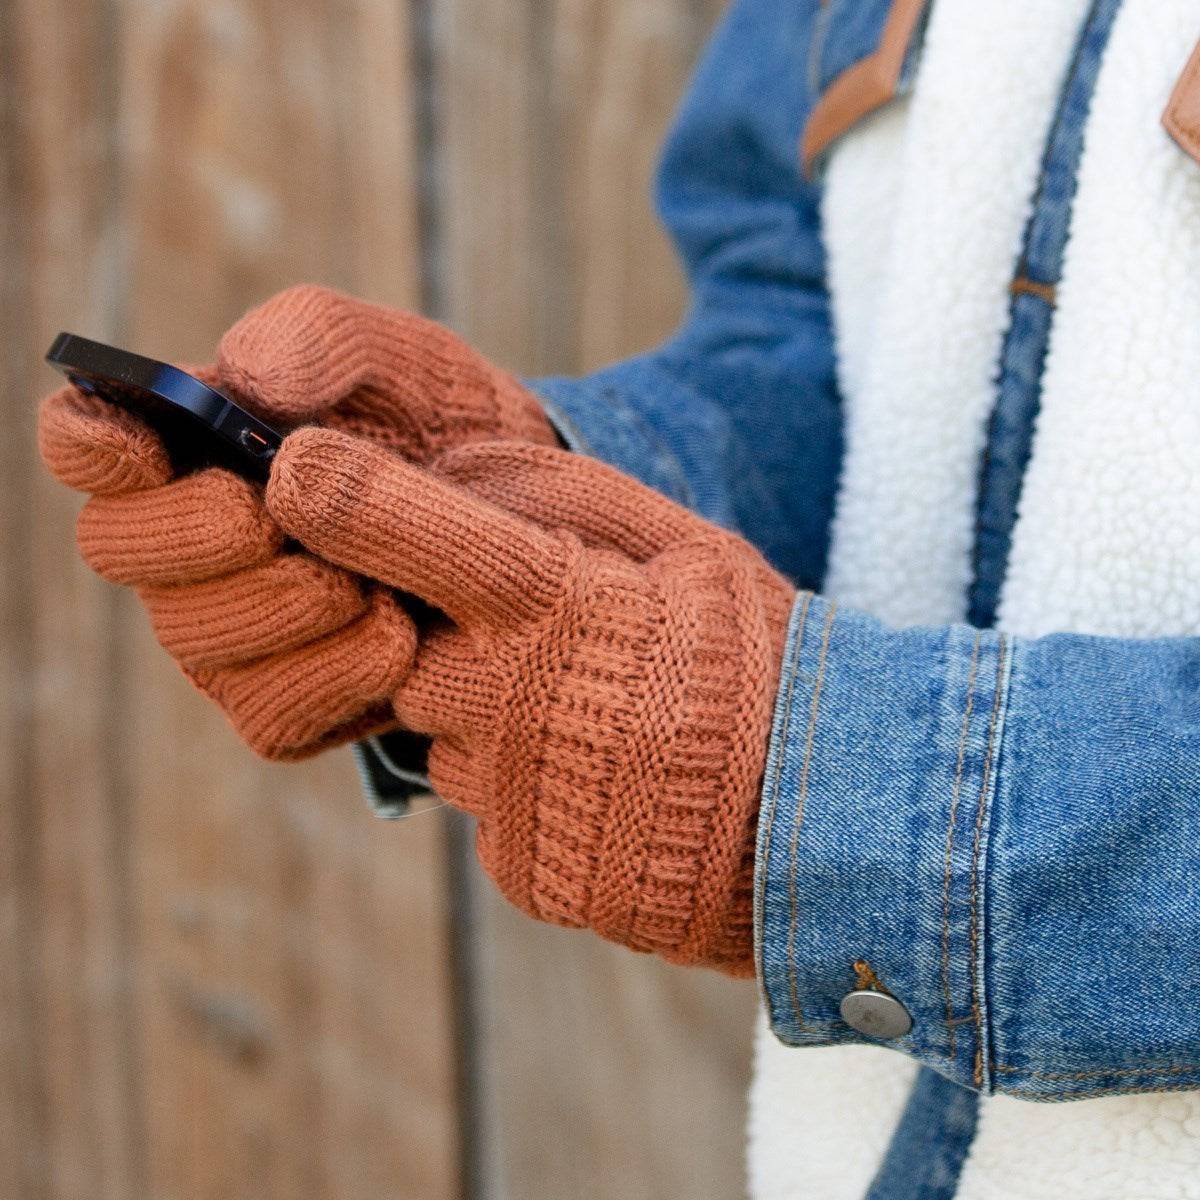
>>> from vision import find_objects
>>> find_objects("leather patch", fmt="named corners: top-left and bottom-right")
top-left (1164, 35), bottom-right (1200, 166)
top-left (801, 0), bottom-right (929, 178)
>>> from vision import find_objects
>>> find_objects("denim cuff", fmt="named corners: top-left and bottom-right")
top-left (754, 593), bottom-right (1013, 1093)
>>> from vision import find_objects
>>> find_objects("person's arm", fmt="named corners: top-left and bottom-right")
top-left (531, 0), bottom-right (841, 589)
top-left (757, 595), bottom-right (1200, 1101)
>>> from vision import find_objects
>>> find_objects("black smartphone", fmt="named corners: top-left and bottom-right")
top-left (46, 332), bottom-right (285, 481)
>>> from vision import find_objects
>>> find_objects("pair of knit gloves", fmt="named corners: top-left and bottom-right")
top-left (39, 286), bottom-right (795, 976)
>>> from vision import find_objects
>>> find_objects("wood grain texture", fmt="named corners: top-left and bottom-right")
top-left (2, 5), bottom-right (143, 1197)
top-left (437, 2), bottom-right (755, 1198)
top-left (117, 3), bottom-right (460, 1197)
top-left (3, 2), bottom-right (459, 1198)
top-left (2, 0), bottom-right (744, 1197)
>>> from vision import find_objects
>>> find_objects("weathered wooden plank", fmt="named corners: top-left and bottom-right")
top-left (0, 7), bottom-right (45, 1194)
top-left (114, 1), bottom-right (461, 1196)
top-left (1, 2), bottom-right (149, 1197)
top-left (0, 1), bottom-right (459, 1197)
top-left (438, 2), bottom-right (756, 1197)
top-left (4, 0), bottom-right (751, 1195)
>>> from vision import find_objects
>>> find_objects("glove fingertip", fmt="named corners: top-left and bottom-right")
top-left (217, 284), bottom-right (356, 422)
top-left (38, 386), bottom-right (172, 494)
top-left (265, 425), bottom-right (370, 545)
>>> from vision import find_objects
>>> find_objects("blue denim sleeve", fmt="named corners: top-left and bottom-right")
top-left (756, 593), bottom-right (1200, 1101)
top-left (530, 0), bottom-right (841, 590)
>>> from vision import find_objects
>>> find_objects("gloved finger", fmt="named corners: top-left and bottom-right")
top-left (437, 441), bottom-right (791, 607)
top-left (140, 554), bottom-right (369, 670)
top-left (192, 590), bottom-right (417, 760)
top-left (38, 363), bottom-right (222, 496)
top-left (392, 622), bottom-right (490, 737)
top-left (434, 441), bottom-right (698, 562)
top-left (266, 426), bottom-right (575, 632)
top-left (38, 384), bottom-right (172, 495)
top-left (216, 284), bottom-right (462, 421)
top-left (78, 468), bottom-right (282, 586)
top-left (217, 284), bottom-right (545, 461)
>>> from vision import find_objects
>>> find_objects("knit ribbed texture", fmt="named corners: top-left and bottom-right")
top-left (39, 386), bottom-right (415, 760)
top-left (37, 284), bottom-right (556, 762)
top-left (141, 554), bottom-right (368, 669)
top-left (38, 385), bottom-right (172, 495)
top-left (76, 468), bottom-right (284, 586)
top-left (217, 284), bottom-right (558, 459)
top-left (39, 289), bottom-right (789, 973)
top-left (269, 430), bottom-right (794, 974)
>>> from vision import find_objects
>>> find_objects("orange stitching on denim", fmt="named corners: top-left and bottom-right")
top-left (852, 959), bottom-right (891, 995)
top-left (941, 632), bottom-right (982, 1061)
top-left (994, 1061), bottom-right (1200, 1080)
top-left (969, 635), bottom-right (1007, 1087)
top-left (754, 592), bottom-right (813, 1001)
top-left (1008, 276), bottom-right (1057, 306)
top-left (785, 602), bottom-right (838, 1029)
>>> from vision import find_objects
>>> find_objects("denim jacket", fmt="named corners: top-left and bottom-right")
top-left (363, 0), bottom-right (1200, 1124)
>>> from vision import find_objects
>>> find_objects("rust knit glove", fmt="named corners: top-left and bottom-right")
top-left (38, 382), bottom-right (416, 759)
top-left (265, 429), bottom-right (796, 975)
top-left (216, 284), bottom-right (558, 460)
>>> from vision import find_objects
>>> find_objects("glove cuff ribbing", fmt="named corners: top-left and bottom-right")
top-left (476, 538), bottom-right (793, 975)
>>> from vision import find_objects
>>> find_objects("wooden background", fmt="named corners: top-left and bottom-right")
top-left (0, 1), bottom-right (758, 1198)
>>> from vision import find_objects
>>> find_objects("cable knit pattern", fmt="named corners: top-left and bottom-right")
top-left (268, 429), bottom-right (793, 973)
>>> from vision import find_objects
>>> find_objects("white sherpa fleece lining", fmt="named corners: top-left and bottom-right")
top-left (748, 0), bottom-right (1200, 1197)
top-left (819, 0), bottom-right (1094, 627)
top-left (963, 1), bottom-right (1200, 1195)
top-left (749, 0), bottom-right (1089, 1191)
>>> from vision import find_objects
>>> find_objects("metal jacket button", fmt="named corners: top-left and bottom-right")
top-left (840, 990), bottom-right (913, 1040)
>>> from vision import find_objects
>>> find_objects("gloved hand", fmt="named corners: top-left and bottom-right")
top-left (216, 284), bottom-right (559, 460)
top-left (36, 278), bottom-right (555, 757)
top-left (38, 381), bottom-right (417, 759)
top-left (264, 428), bottom-right (797, 975)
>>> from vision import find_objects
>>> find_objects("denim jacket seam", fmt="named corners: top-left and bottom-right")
top-left (784, 601), bottom-right (839, 1031)
top-left (754, 592), bottom-right (814, 1009)
top-left (1018, 1080), bottom-right (1200, 1104)
top-left (968, 633), bottom-right (1012, 1091)
top-left (941, 630), bottom-right (984, 1063)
